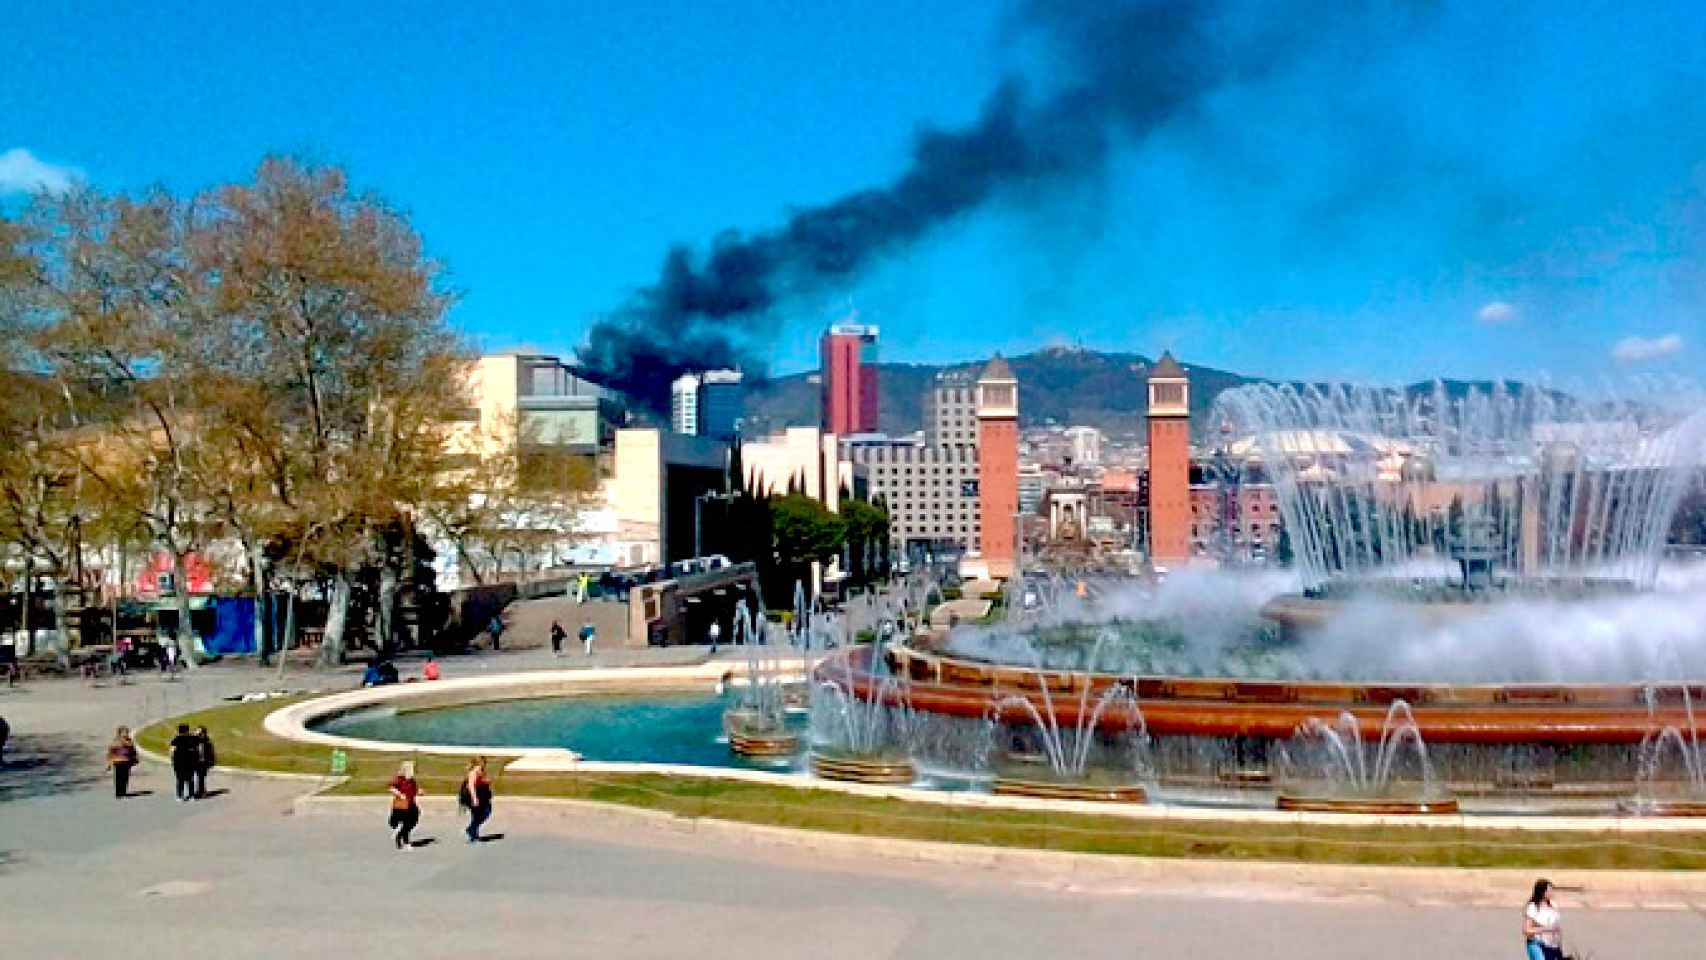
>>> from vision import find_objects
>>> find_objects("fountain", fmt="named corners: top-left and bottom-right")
top-left (980, 638), bottom-right (1151, 802)
top-left (809, 647), bottom-right (918, 784)
top-left (1627, 686), bottom-right (1706, 816)
top-left (1214, 380), bottom-right (1706, 602)
top-left (723, 599), bottom-right (801, 759)
top-left (1276, 701), bottom-right (1458, 814)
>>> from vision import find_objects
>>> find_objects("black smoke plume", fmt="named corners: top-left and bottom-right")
top-left (580, 0), bottom-right (1411, 409)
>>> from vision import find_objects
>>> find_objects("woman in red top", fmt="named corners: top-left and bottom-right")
top-left (388, 760), bottom-right (421, 850)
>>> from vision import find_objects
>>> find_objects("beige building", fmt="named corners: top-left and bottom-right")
top-left (739, 426), bottom-right (858, 510)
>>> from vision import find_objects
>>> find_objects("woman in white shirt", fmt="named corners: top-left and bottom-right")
top-left (1522, 878), bottom-right (1562, 960)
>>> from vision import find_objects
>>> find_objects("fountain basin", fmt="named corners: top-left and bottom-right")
top-left (992, 775), bottom-right (1147, 803)
top-left (870, 645), bottom-right (1706, 745)
top-left (724, 708), bottom-right (802, 758)
top-left (809, 751), bottom-right (917, 785)
top-left (1276, 795), bottom-right (1461, 815)
top-left (1619, 799), bottom-right (1706, 817)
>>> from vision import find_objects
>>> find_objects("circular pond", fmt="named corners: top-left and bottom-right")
top-left (312, 692), bottom-right (805, 770)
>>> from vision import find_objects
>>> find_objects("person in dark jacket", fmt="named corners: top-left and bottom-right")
top-left (193, 725), bottom-right (216, 799)
top-left (168, 723), bottom-right (199, 802)
top-left (0, 713), bottom-right (9, 766)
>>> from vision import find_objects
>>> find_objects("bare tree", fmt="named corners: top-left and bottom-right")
top-left (200, 159), bottom-right (468, 664)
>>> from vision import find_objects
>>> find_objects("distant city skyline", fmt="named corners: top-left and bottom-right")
top-left (4, 1), bottom-right (1703, 384)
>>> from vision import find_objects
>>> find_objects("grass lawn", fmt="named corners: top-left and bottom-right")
top-left (138, 698), bottom-right (1706, 871)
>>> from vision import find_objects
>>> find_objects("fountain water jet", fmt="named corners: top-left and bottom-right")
top-left (1627, 685), bottom-right (1706, 815)
top-left (723, 599), bottom-right (801, 759)
top-left (1277, 700), bottom-right (1458, 814)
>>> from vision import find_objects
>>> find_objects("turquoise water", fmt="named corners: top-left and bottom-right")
top-left (313, 692), bottom-right (804, 769)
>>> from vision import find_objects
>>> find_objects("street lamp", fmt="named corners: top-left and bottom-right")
top-left (694, 491), bottom-right (734, 562)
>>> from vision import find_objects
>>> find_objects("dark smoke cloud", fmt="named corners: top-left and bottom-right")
top-left (581, 1), bottom-right (1421, 409)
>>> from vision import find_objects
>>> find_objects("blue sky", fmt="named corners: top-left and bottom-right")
top-left (3, 1), bottom-right (1702, 382)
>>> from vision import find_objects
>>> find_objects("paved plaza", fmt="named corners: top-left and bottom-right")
top-left (3, 657), bottom-right (1706, 958)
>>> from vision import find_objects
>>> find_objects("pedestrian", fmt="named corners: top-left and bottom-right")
top-left (1523, 878), bottom-right (1563, 960)
top-left (487, 613), bottom-right (504, 651)
top-left (165, 641), bottom-right (179, 676)
top-left (459, 756), bottom-right (493, 843)
top-left (550, 620), bottom-right (566, 658)
top-left (579, 620), bottom-right (595, 657)
top-left (106, 726), bottom-right (138, 799)
top-left (707, 619), bottom-right (721, 654)
top-left (0, 713), bottom-right (9, 765)
top-left (193, 725), bottom-right (216, 799)
top-left (168, 723), bottom-right (199, 802)
top-left (577, 572), bottom-right (590, 603)
top-left (423, 655), bottom-right (440, 681)
top-left (388, 760), bottom-right (421, 850)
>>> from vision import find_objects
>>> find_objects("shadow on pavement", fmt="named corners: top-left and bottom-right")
top-left (0, 734), bottom-right (106, 802)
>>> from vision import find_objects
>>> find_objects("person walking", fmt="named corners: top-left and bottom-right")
top-left (550, 620), bottom-right (566, 658)
top-left (459, 757), bottom-right (493, 843)
top-left (1523, 878), bottom-right (1564, 960)
top-left (486, 613), bottom-right (503, 651)
top-left (106, 726), bottom-right (138, 798)
top-left (193, 726), bottom-right (216, 799)
top-left (707, 619), bottom-right (721, 655)
top-left (579, 621), bottom-right (595, 657)
top-left (168, 723), bottom-right (199, 802)
top-left (0, 714), bottom-right (9, 766)
top-left (388, 760), bottom-right (421, 850)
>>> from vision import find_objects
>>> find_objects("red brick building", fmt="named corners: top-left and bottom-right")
top-left (976, 356), bottom-right (1019, 578)
top-left (820, 323), bottom-right (879, 435)
top-left (1145, 352), bottom-right (1191, 567)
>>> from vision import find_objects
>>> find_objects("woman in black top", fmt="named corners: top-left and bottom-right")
top-left (168, 723), bottom-right (199, 802)
top-left (193, 726), bottom-right (216, 799)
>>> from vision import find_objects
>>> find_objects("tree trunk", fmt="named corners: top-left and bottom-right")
top-left (318, 570), bottom-right (351, 667)
top-left (275, 586), bottom-right (297, 681)
top-left (21, 555), bottom-right (34, 655)
top-left (171, 549), bottom-right (196, 669)
top-left (376, 560), bottom-right (399, 657)
top-left (248, 542), bottom-right (269, 663)
top-left (47, 576), bottom-right (71, 669)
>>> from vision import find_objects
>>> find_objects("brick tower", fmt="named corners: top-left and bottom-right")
top-left (976, 355), bottom-right (1019, 579)
top-left (1145, 352), bottom-right (1191, 568)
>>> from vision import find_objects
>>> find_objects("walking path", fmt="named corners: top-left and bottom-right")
top-left (4, 652), bottom-right (1706, 957)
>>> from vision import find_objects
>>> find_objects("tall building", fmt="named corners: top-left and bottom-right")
top-left (843, 371), bottom-right (982, 560)
top-left (1145, 352), bottom-right (1191, 567)
top-left (923, 370), bottom-right (977, 446)
top-left (670, 373), bottom-right (700, 436)
top-left (820, 323), bottom-right (879, 435)
top-left (977, 356), bottom-right (1020, 579)
top-left (698, 369), bottom-right (745, 440)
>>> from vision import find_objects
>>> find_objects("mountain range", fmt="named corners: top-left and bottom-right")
top-left (741, 346), bottom-right (1254, 436)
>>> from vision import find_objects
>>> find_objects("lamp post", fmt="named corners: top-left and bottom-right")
top-left (694, 491), bottom-right (733, 562)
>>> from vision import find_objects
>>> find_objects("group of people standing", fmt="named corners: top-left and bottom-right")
top-left (103, 723), bottom-right (215, 800)
top-left (386, 756), bottom-right (494, 849)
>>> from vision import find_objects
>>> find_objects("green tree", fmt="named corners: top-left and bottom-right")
top-left (771, 493), bottom-right (844, 595)
top-left (839, 496), bottom-right (890, 586)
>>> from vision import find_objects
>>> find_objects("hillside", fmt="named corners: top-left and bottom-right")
top-left (742, 347), bottom-right (1255, 435)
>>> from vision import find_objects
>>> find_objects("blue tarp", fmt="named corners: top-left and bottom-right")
top-left (204, 597), bottom-right (257, 655)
